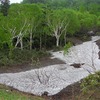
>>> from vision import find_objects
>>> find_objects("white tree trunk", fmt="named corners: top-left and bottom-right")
top-left (20, 37), bottom-right (23, 50)
top-left (56, 36), bottom-right (60, 47)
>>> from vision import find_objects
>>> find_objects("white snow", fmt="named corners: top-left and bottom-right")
top-left (0, 36), bottom-right (100, 96)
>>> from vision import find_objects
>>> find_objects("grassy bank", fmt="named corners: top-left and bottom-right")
top-left (0, 84), bottom-right (44, 100)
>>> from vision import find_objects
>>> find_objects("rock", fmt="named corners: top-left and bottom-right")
top-left (95, 39), bottom-right (100, 49)
top-left (98, 51), bottom-right (100, 59)
top-left (87, 31), bottom-right (95, 36)
top-left (42, 91), bottom-right (48, 96)
top-left (70, 63), bottom-right (84, 68)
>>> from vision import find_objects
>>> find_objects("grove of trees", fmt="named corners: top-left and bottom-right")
top-left (0, 0), bottom-right (100, 65)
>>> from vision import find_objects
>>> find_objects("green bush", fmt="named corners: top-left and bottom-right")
top-left (63, 42), bottom-right (73, 55)
top-left (81, 71), bottom-right (100, 93)
top-left (0, 49), bottom-right (49, 67)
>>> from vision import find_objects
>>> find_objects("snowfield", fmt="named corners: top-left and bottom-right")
top-left (0, 36), bottom-right (100, 96)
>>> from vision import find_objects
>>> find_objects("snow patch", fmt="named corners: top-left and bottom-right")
top-left (0, 36), bottom-right (100, 96)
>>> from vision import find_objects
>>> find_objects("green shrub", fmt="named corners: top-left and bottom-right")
top-left (0, 49), bottom-right (49, 67)
top-left (81, 71), bottom-right (100, 93)
top-left (63, 42), bottom-right (73, 55)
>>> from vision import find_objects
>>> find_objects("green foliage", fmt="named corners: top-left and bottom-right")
top-left (0, 3), bottom-right (99, 51)
top-left (0, 49), bottom-right (49, 67)
top-left (66, 9), bottom-right (80, 34)
top-left (63, 42), bottom-right (72, 55)
top-left (0, 2), bottom-right (99, 66)
top-left (81, 71), bottom-right (100, 93)
top-left (21, 0), bottom-right (47, 4)
top-left (0, 0), bottom-right (10, 16)
top-left (77, 11), bottom-right (97, 32)
top-left (21, 0), bottom-right (100, 15)
top-left (97, 16), bottom-right (100, 28)
top-left (0, 4), bottom-right (44, 50)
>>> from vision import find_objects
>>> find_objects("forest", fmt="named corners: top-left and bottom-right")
top-left (0, 0), bottom-right (100, 64)
top-left (0, 0), bottom-right (100, 100)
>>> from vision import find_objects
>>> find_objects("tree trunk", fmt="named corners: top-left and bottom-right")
top-left (30, 32), bottom-right (33, 50)
top-left (44, 34), bottom-right (46, 49)
top-left (20, 37), bottom-right (23, 50)
top-left (64, 33), bottom-right (67, 45)
top-left (56, 36), bottom-right (60, 47)
top-left (40, 36), bottom-right (42, 50)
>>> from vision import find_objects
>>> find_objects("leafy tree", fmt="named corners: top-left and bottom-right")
top-left (89, 3), bottom-right (100, 15)
top-left (25, 4), bottom-right (43, 50)
top-left (22, 0), bottom-right (46, 4)
top-left (96, 16), bottom-right (100, 31)
top-left (7, 4), bottom-right (43, 50)
top-left (47, 9), bottom-right (80, 47)
top-left (0, 1), bottom-right (99, 51)
top-left (77, 11), bottom-right (97, 33)
top-left (46, 9), bottom-right (67, 47)
top-left (21, 0), bottom-right (100, 15)
top-left (0, 0), bottom-right (10, 16)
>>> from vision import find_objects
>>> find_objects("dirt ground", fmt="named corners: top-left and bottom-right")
top-left (44, 82), bottom-right (81, 100)
top-left (0, 56), bottom-right (65, 73)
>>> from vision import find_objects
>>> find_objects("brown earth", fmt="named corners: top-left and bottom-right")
top-left (44, 82), bottom-right (81, 100)
top-left (0, 56), bottom-right (65, 73)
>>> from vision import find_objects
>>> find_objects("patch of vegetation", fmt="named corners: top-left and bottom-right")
top-left (81, 71), bottom-right (100, 93)
top-left (76, 71), bottom-right (100, 100)
top-left (63, 42), bottom-right (73, 55)
top-left (0, 49), bottom-right (49, 67)
top-left (76, 88), bottom-right (100, 100)
top-left (0, 84), bottom-right (44, 100)
top-left (52, 46), bottom-right (63, 52)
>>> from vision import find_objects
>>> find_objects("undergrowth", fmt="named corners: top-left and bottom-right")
top-left (77, 71), bottom-right (100, 100)
top-left (0, 49), bottom-right (49, 67)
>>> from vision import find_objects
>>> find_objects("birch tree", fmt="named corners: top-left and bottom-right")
top-left (26, 4), bottom-right (43, 50)
top-left (1, 4), bottom-right (43, 50)
top-left (47, 9), bottom-right (80, 47)
top-left (47, 9), bottom-right (69, 47)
